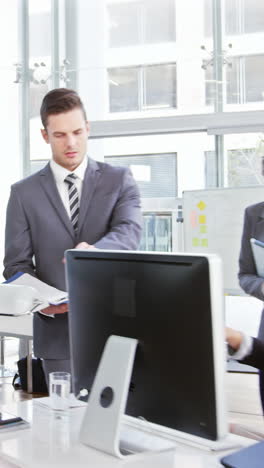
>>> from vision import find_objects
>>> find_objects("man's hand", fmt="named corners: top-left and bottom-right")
top-left (225, 326), bottom-right (243, 351)
top-left (41, 303), bottom-right (68, 315)
top-left (75, 242), bottom-right (96, 250)
top-left (62, 242), bottom-right (97, 264)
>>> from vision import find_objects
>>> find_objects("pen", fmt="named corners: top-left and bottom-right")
top-left (0, 313), bottom-right (16, 317)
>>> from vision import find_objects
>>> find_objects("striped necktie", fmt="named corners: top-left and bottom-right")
top-left (64, 173), bottom-right (79, 233)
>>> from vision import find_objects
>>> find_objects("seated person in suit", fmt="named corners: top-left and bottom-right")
top-left (226, 327), bottom-right (264, 371)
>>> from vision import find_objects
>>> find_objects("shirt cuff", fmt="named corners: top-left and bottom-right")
top-left (227, 333), bottom-right (253, 360)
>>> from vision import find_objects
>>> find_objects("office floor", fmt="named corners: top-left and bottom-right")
top-left (0, 338), bottom-right (263, 440)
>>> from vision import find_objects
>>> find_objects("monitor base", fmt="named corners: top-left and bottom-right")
top-left (80, 335), bottom-right (174, 458)
top-left (123, 416), bottom-right (245, 453)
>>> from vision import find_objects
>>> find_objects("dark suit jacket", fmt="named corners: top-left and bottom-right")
top-left (240, 337), bottom-right (264, 371)
top-left (239, 202), bottom-right (264, 340)
top-left (4, 158), bottom-right (142, 359)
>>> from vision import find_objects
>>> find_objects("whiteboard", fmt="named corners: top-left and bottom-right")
top-left (183, 187), bottom-right (264, 293)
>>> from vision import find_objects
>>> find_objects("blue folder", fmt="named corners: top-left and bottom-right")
top-left (221, 441), bottom-right (264, 468)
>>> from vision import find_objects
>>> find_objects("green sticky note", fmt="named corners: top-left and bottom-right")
top-left (200, 225), bottom-right (207, 234)
top-left (201, 238), bottom-right (208, 247)
top-left (192, 238), bottom-right (200, 247)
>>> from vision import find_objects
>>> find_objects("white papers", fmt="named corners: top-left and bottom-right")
top-left (4, 272), bottom-right (68, 314)
top-left (0, 284), bottom-right (37, 316)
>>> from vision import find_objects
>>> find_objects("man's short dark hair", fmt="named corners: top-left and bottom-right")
top-left (40, 88), bottom-right (87, 128)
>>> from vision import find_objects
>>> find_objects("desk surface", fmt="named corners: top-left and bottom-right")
top-left (0, 400), bottom-right (255, 468)
top-left (0, 314), bottom-right (33, 338)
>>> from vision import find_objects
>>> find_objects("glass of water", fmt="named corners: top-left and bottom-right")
top-left (49, 372), bottom-right (71, 411)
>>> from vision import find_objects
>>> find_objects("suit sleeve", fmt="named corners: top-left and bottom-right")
top-left (93, 169), bottom-right (142, 250)
top-left (3, 185), bottom-right (36, 279)
top-left (239, 337), bottom-right (264, 371)
top-left (238, 207), bottom-right (264, 301)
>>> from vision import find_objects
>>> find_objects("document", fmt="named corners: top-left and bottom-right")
top-left (250, 238), bottom-right (264, 278)
top-left (3, 272), bottom-right (68, 314)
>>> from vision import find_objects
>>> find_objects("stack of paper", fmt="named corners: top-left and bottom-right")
top-left (4, 272), bottom-right (68, 314)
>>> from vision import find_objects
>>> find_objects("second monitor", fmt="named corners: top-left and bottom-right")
top-left (66, 250), bottom-right (227, 444)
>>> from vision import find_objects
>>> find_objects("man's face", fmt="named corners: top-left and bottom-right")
top-left (41, 108), bottom-right (90, 171)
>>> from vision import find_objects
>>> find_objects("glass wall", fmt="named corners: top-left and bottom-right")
top-left (17, 0), bottom-right (264, 232)
top-left (0, 3), bottom-right (20, 275)
top-left (29, 0), bottom-right (53, 161)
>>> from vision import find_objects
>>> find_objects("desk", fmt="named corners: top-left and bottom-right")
top-left (0, 314), bottom-right (33, 339)
top-left (0, 315), bottom-right (33, 392)
top-left (0, 400), bottom-right (256, 468)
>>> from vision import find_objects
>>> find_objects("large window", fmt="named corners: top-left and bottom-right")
top-left (105, 153), bottom-right (177, 198)
top-left (227, 55), bottom-right (264, 104)
top-left (205, 55), bottom-right (264, 105)
top-left (89, 132), bottom-right (214, 197)
top-left (107, 0), bottom-right (176, 47)
top-left (205, 0), bottom-right (264, 36)
top-left (29, 1), bottom-right (53, 162)
top-left (108, 63), bottom-right (176, 112)
top-left (0, 3), bottom-right (20, 271)
top-left (205, 133), bottom-right (264, 188)
top-left (18, 0), bottom-right (264, 203)
top-left (226, 0), bottom-right (264, 35)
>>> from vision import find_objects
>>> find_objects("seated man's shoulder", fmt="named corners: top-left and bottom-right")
top-left (246, 201), bottom-right (264, 216)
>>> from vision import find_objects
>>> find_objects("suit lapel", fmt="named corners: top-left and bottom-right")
top-left (39, 164), bottom-right (75, 239)
top-left (78, 158), bottom-right (101, 233)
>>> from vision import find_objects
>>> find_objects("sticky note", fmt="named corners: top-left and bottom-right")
top-left (197, 201), bottom-right (206, 211)
top-left (199, 215), bottom-right (206, 224)
top-left (192, 238), bottom-right (200, 247)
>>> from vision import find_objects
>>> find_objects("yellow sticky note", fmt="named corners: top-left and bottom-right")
top-left (200, 225), bottom-right (207, 234)
top-left (197, 201), bottom-right (206, 211)
top-left (199, 215), bottom-right (206, 224)
top-left (201, 238), bottom-right (208, 247)
top-left (192, 238), bottom-right (200, 247)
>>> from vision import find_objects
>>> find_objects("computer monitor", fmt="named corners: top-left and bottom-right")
top-left (66, 250), bottom-right (227, 443)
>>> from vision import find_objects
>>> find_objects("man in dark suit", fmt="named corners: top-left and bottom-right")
top-left (238, 202), bottom-right (264, 410)
top-left (4, 88), bottom-right (142, 382)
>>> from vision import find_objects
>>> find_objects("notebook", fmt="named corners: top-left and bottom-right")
top-left (221, 440), bottom-right (264, 468)
top-left (250, 238), bottom-right (264, 278)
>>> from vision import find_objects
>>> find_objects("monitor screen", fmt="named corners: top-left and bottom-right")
top-left (66, 250), bottom-right (227, 442)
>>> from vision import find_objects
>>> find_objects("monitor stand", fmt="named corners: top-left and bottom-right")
top-left (79, 335), bottom-right (175, 458)
top-left (79, 335), bottom-right (242, 458)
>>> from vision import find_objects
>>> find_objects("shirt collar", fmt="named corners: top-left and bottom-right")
top-left (50, 156), bottom-right (88, 184)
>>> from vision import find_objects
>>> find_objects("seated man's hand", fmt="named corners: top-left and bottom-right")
top-left (225, 326), bottom-right (242, 351)
top-left (41, 303), bottom-right (68, 315)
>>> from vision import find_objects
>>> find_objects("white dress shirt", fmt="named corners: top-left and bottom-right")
top-left (50, 157), bottom-right (88, 220)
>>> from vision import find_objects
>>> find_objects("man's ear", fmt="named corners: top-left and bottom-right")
top-left (41, 128), bottom-right (49, 144)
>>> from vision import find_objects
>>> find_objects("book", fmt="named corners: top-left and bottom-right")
top-left (2, 272), bottom-right (68, 315)
top-left (250, 238), bottom-right (264, 278)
